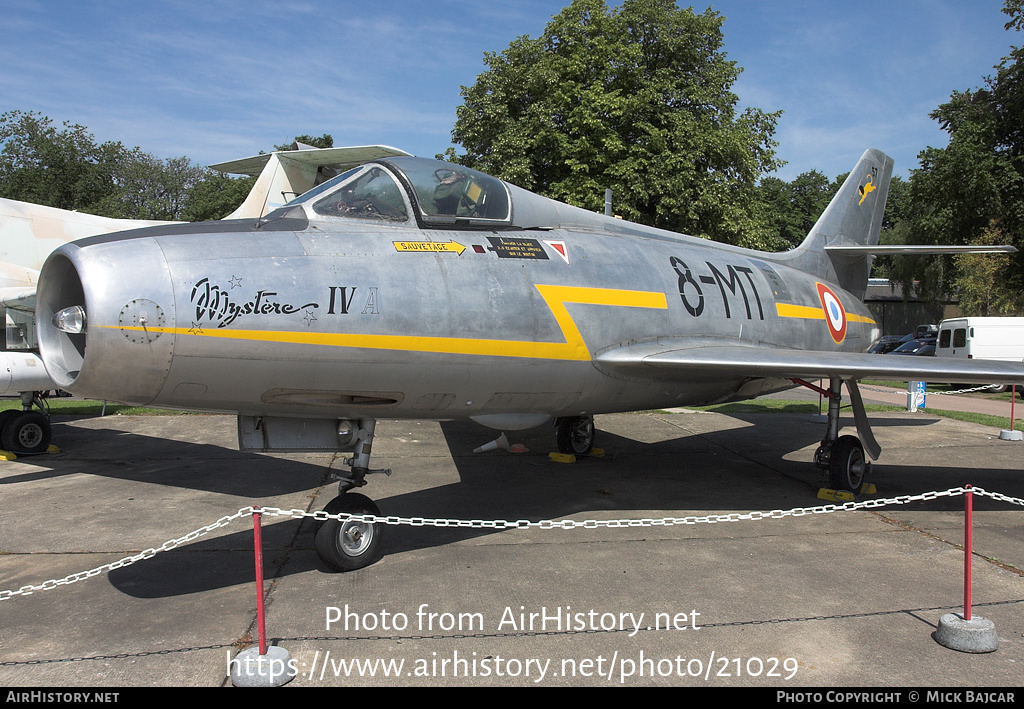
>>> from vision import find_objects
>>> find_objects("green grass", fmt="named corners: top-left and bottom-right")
top-left (9, 394), bottom-right (1017, 431)
top-left (0, 398), bottom-right (197, 416)
top-left (861, 379), bottom-right (1018, 401)
top-left (678, 399), bottom-right (1015, 430)
top-left (683, 399), bottom-right (821, 415)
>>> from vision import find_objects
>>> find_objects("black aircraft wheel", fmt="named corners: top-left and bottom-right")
top-left (0, 410), bottom-right (19, 439)
top-left (314, 493), bottom-right (383, 572)
top-left (556, 415), bottom-right (595, 456)
top-left (1, 410), bottom-right (51, 454)
top-left (829, 435), bottom-right (868, 493)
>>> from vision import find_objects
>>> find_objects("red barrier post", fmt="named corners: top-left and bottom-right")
top-left (252, 506), bottom-right (267, 655)
top-left (1011, 385), bottom-right (1016, 432)
top-left (963, 486), bottom-right (973, 621)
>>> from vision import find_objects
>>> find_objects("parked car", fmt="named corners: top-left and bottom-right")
top-left (898, 330), bottom-right (936, 345)
top-left (868, 335), bottom-right (904, 354)
top-left (889, 339), bottom-right (936, 356)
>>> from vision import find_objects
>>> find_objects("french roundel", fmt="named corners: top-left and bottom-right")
top-left (816, 283), bottom-right (847, 344)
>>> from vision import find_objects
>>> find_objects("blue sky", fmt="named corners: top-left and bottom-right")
top-left (1, 1), bottom-right (1017, 183)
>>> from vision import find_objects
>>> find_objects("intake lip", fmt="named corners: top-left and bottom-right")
top-left (36, 250), bottom-right (87, 390)
top-left (36, 239), bottom-right (177, 405)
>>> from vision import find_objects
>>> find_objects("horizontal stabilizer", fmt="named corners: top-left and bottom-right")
top-left (825, 244), bottom-right (1017, 255)
top-left (595, 338), bottom-right (1024, 385)
top-left (210, 145), bottom-right (412, 176)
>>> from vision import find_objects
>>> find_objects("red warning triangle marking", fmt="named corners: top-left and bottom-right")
top-left (544, 240), bottom-right (570, 265)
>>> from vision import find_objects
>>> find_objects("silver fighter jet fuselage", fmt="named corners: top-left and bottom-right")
top-left (34, 149), bottom-right (1024, 570)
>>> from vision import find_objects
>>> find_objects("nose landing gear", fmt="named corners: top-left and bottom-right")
top-left (314, 419), bottom-right (390, 572)
top-left (315, 492), bottom-right (383, 571)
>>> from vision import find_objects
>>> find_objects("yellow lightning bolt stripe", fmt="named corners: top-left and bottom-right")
top-left (775, 302), bottom-right (876, 324)
top-left (108, 285), bottom-right (668, 362)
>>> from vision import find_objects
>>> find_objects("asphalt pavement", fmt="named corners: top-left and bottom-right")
top-left (0, 403), bottom-right (1021, 688)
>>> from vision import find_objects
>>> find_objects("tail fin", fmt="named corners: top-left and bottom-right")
top-left (782, 148), bottom-right (894, 301)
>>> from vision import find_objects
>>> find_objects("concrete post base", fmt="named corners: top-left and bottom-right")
top-left (229, 645), bottom-right (297, 687)
top-left (934, 613), bottom-right (999, 653)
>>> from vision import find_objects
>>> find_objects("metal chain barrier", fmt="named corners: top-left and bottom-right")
top-left (0, 509), bottom-right (253, 601)
top-left (927, 384), bottom-right (1004, 396)
top-left (2, 487), bottom-right (1022, 602)
top-left (859, 383), bottom-right (1003, 396)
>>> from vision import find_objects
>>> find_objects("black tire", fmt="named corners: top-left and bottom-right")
top-left (829, 435), bottom-right (868, 492)
top-left (314, 493), bottom-right (383, 572)
top-left (556, 415), bottom-right (595, 455)
top-left (1, 410), bottom-right (51, 454)
top-left (0, 410), bottom-right (19, 438)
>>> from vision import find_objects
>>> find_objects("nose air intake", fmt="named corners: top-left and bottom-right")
top-left (36, 239), bottom-right (176, 405)
top-left (36, 252), bottom-right (87, 389)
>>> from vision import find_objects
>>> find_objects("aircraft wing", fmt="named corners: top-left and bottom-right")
top-left (595, 338), bottom-right (1024, 385)
top-left (0, 287), bottom-right (36, 314)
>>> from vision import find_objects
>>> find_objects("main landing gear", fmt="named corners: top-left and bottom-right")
top-left (555, 415), bottom-right (596, 456)
top-left (0, 393), bottom-right (53, 456)
top-left (794, 377), bottom-right (878, 494)
top-left (314, 419), bottom-right (390, 572)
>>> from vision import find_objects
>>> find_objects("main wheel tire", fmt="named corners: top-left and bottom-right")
top-left (829, 435), bottom-right (868, 493)
top-left (556, 415), bottom-right (595, 455)
top-left (1, 410), bottom-right (51, 454)
top-left (314, 493), bottom-right (383, 571)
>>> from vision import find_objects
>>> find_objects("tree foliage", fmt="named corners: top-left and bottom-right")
top-left (275, 134), bottom-right (334, 151)
top-left (887, 1), bottom-right (1024, 314)
top-left (449, 0), bottom-right (782, 248)
top-left (0, 111), bottom-right (324, 222)
top-left (0, 110), bottom-right (135, 213)
top-left (757, 170), bottom-right (841, 250)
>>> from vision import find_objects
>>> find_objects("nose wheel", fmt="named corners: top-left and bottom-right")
top-left (313, 419), bottom-right (389, 571)
top-left (315, 493), bottom-right (383, 572)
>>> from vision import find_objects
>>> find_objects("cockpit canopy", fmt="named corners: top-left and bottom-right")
top-left (287, 156), bottom-right (513, 228)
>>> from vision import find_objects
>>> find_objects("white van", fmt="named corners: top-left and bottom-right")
top-left (936, 317), bottom-right (1024, 391)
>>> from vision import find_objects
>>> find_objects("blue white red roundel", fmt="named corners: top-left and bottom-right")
top-left (816, 283), bottom-right (847, 344)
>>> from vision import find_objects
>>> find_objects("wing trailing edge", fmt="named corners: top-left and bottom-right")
top-left (594, 339), bottom-right (1024, 385)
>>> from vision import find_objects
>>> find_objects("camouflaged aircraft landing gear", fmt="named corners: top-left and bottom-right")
top-left (314, 419), bottom-right (390, 572)
top-left (797, 377), bottom-right (878, 494)
top-left (0, 392), bottom-right (53, 455)
top-left (555, 415), bottom-right (595, 456)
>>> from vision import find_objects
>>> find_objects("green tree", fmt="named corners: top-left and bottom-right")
top-left (953, 223), bottom-right (1020, 315)
top-left (0, 110), bottom-right (134, 213)
top-left (0, 109), bottom-right (220, 221)
top-left (97, 153), bottom-right (208, 221)
top-left (448, 0), bottom-right (782, 248)
top-left (891, 1), bottom-right (1024, 314)
top-left (275, 134), bottom-right (334, 151)
top-left (181, 171), bottom-right (256, 221)
top-left (758, 170), bottom-right (839, 250)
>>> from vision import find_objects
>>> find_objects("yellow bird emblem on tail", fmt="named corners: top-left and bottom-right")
top-left (858, 174), bottom-right (876, 205)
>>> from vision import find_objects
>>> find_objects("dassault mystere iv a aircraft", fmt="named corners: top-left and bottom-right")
top-left (0, 144), bottom-right (409, 454)
top-left (34, 148), bottom-right (1024, 571)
